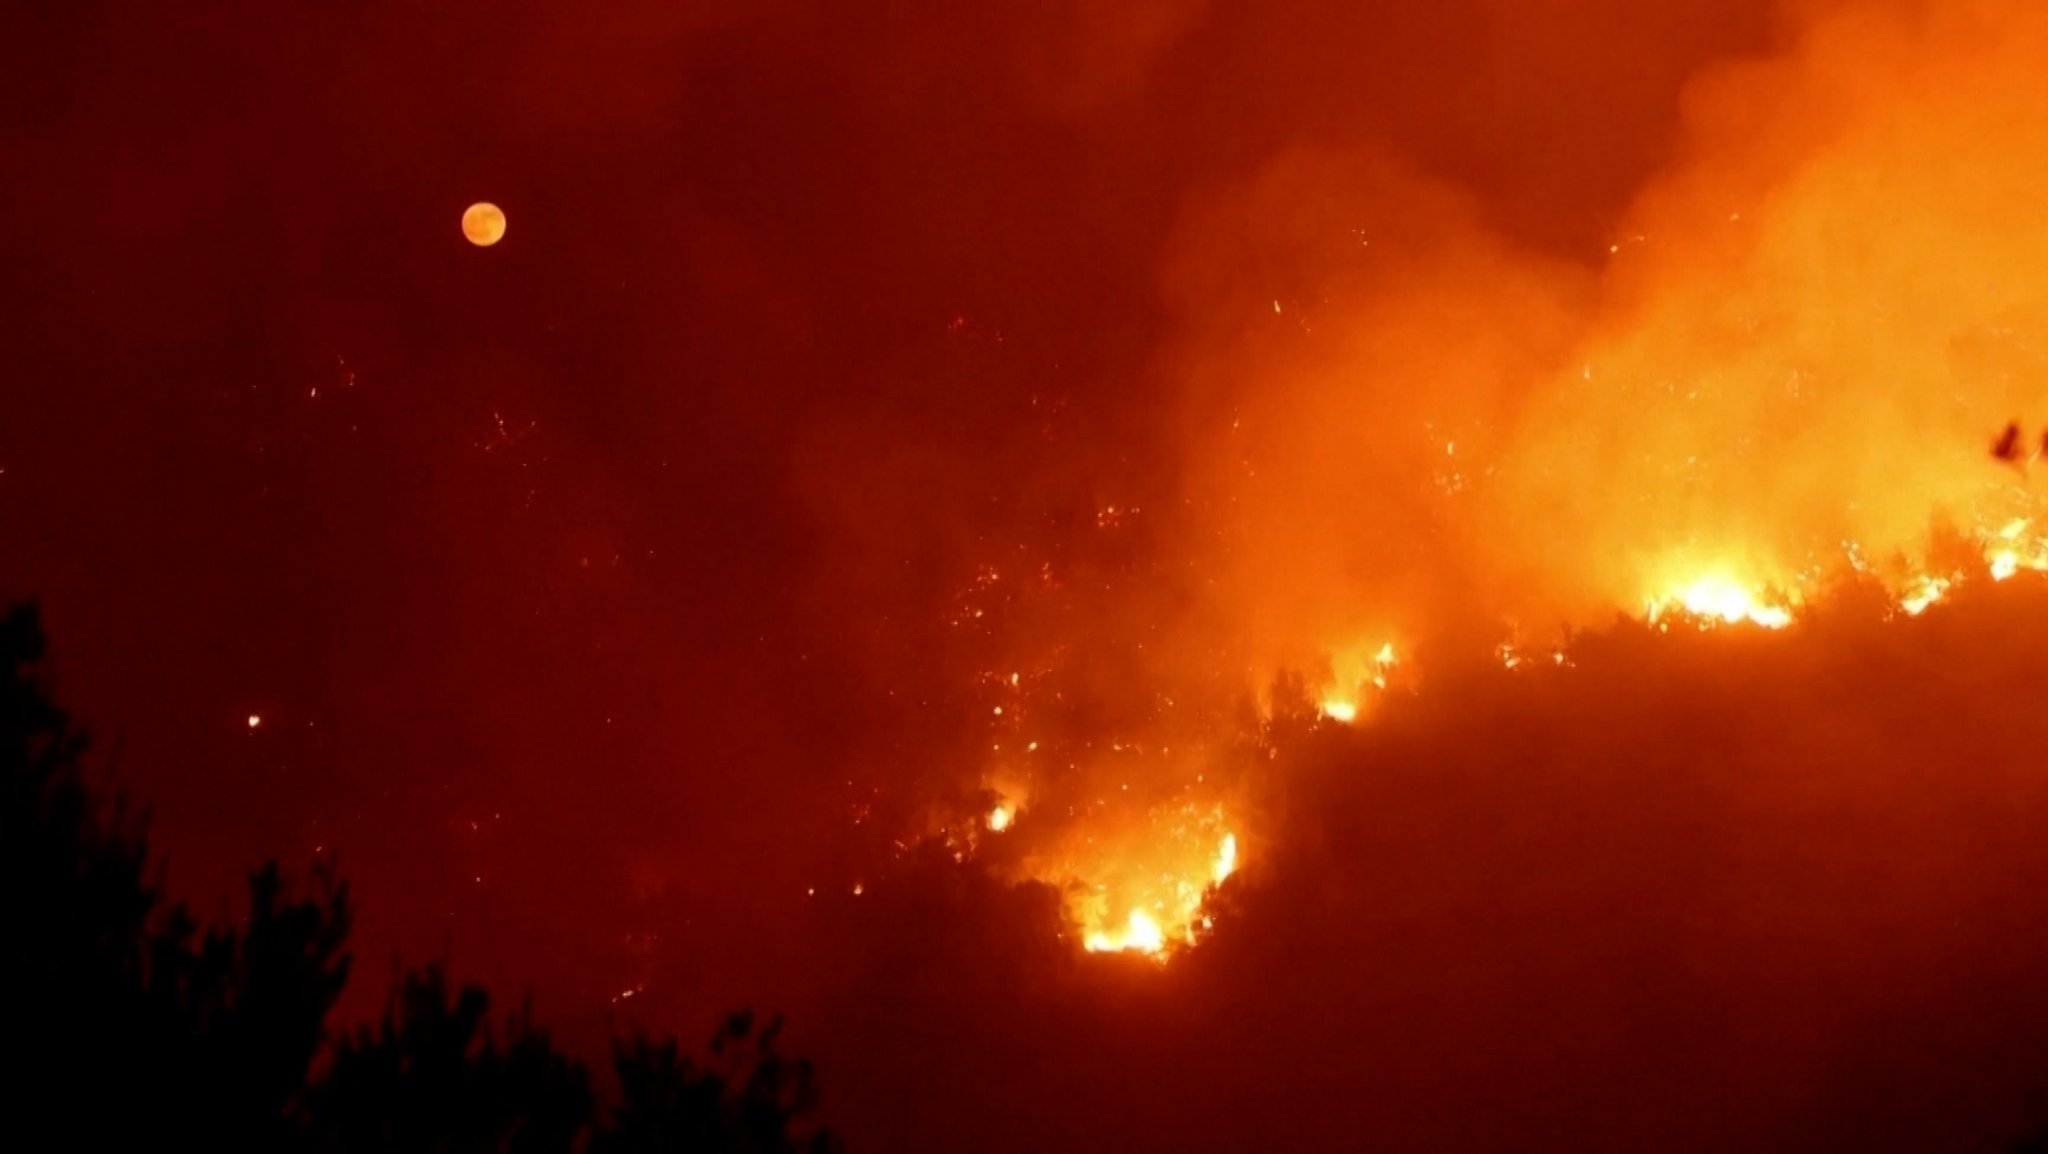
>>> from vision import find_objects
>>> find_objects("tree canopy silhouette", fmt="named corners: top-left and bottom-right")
top-left (595, 1012), bottom-right (841, 1154)
top-left (313, 963), bottom-right (593, 1153)
top-left (3, 600), bottom-right (352, 1146)
top-left (0, 600), bottom-right (839, 1152)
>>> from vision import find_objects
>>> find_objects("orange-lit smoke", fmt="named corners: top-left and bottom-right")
top-left (850, 0), bottom-right (2048, 959)
top-left (1169, 0), bottom-right (2048, 674)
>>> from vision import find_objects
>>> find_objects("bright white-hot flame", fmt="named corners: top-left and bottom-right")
top-left (1070, 826), bottom-right (1238, 958)
top-left (1212, 832), bottom-right (1238, 885)
top-left (1631, 518), bottom-right (2048, 628)
top-left (1900, 575), bottom-right (1951, 616)
top-left (1988, 520), bottom-right (2032, 582)
top-left (987, 803), bottom-right (1013, 832)
top-left (1371, 641), bottom-right (1396, 688)
top-left (1647, 574), bottom-right (1794, 630)
top-left (1677, 575), bottom-right (1791, 627)
top-left (1085, 909), bottom-right (1166, 955)
top-left (1316, 641), bottom-right (1398, 723)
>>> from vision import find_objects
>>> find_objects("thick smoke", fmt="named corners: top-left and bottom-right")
top-left (817, 0), bottom-right (2048, 960)
top-left (769, 0), bottom-right (2048, 1148)
top-left (1164, 0), bottom-right (2048, 667)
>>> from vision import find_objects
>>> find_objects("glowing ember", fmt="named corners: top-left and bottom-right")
top-left (246, 714), bottom-right (261, 729)
top-left (1496, 641), bottom-right (1577, 671)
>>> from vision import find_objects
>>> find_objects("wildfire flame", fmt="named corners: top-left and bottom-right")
top-left (1318, 642), bottom-right (1398, 724)
top-left (902, 1), bottom-right (2048, 966)
top-left (1038, 508), bottom-right (2048, 960)
top-left (1647, 574), bottom-right (1795, 631)
top-left (1077, 826), bottom-right (1239, 958)
top-left (941, 509), bottom-right (2048, 965)
top-left (956, 504), bottom-right (2048, 963)
top-left (1212, 832), bottom-right (1238, 886)
top-left (1085, 909), bottom-right (1165, 956)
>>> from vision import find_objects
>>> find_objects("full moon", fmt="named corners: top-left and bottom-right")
top-left (461, 201), bottom-right (506, 247)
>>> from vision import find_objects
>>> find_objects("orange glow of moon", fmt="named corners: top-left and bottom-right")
top-left (461, 202), bottom-right (506, 247)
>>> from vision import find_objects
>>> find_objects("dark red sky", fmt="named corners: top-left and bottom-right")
top-left (18, 3), bottom-right (2048, 1150)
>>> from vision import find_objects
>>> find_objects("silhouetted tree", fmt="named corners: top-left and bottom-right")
top-left (596, 1012), bottom-right (841, 1154)
top-left (2, 601), bottom-right (351, 1147)
top-left (311, 964), bottom-right (592, 1152)
top-left (3, 602), bottom-right (154, 1124)
top-left (142, 860), bottom-right (352, 1144)
top-left (1, 599), bottom-right (842, 1151)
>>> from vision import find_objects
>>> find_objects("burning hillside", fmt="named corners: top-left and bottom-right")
top-left (827, 0), bottom-right (2048, 965)
top-left (797, 569), bottom-right (2048, 1152)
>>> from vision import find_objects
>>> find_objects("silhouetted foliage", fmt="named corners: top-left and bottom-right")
top-left (596, 1013), bottom-right (842, 1154)
top-left (312, 964), bottom-right (592, 1153)
top-left (0, 600), bottom-right (840, 1151)
top-left (3, 601), bottom-right (352, 1146)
